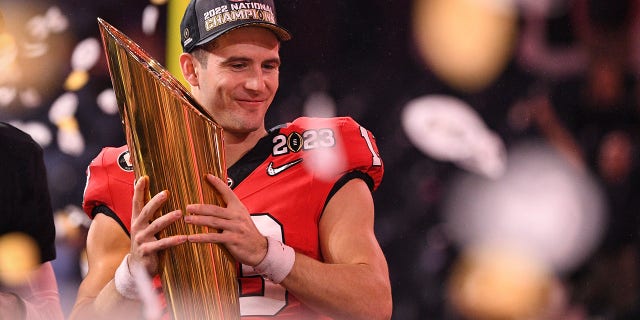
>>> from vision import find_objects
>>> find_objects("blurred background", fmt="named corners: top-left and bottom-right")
top-left (1, 0), bottom-right (640, 319)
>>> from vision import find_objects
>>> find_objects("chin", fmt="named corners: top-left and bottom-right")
top-left (225, 123), bottom-right (262, 135)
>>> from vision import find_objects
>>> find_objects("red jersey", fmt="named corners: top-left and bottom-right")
top-left (82, 116), bottom-right (384, 319)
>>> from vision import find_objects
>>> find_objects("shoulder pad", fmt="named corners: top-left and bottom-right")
top-left (82, 145), bottom-right (135, 231)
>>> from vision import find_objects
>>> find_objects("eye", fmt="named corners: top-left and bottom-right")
top-left (231, 62), bottom-right (247, 70)
top-left (263, 62), bottom-right (279, 71)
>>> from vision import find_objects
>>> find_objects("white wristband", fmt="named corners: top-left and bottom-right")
top-left (253, 236), bottom-right (295, 284)
top-left (114, 254), bottom-right (139, 300)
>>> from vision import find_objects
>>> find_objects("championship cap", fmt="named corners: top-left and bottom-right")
top-left (180, 0), bottom-right (291, 52)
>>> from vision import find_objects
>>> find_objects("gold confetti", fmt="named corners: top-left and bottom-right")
top-left (448, 245), bottom-right (551, 320)
top-left (413, 0), bottom-right (517, 92)
top-left (57, 116), bottom-right (79, 131)
top-left (64, 69), bottom-right (89, 91)
top-left (0, 232), bottom-right (40, 286)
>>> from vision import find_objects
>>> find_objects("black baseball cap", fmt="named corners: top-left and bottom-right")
top-left (180, 0), bottom-right (291, 53)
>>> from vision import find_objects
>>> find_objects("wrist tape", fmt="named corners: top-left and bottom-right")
top-left (114, 254), bottom-right (139, 300)
top-left (253, 236), bottom-right (295, 284)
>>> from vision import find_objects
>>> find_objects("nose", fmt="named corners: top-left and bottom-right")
top-left (244, 67), bottom-right (266, 92)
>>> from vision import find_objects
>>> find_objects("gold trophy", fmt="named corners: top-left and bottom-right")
top-left (98, 18), bottom-right (239, 319)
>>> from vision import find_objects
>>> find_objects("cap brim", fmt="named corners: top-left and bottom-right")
top-left (193, 21), bottom-right (291, 50)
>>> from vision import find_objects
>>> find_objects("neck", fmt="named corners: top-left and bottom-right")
top-left (223, 129), bottom-right (267, 167)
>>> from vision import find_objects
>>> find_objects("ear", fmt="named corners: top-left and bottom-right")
top-left (179, 53), bottom-right (199, 86)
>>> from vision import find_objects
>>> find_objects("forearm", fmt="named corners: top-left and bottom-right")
top-left (71, 279), bottom-right (143, 320)
top-left (70, 215), bottom-right (145, 320)
top-left (281, 253), bottom-right (392, 320)
top-left (97, 280), bottom-right (144, 316)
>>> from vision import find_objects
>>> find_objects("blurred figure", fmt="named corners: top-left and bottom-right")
top-left (512, 0), bottom-right (640, 169)
top-left (510, 0), bottom-right (640, 319)
top-left (518, 0), bottom-right (640, 81)
top-left (595, 130), bottom-right (640, 247)
top-left (517, 0), bottom-right (588, 81)
top-left (571, 129), bottom-right (640, 320)
top-left (0, 122), bottom-right (64, 319)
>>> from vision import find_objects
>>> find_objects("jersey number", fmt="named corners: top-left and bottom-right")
top-left (239, 214), bottom-right (287, 316)
top-left (360, 126), bottom-right (382, 166)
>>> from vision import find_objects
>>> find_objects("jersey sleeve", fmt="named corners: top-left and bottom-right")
top-left (291, 116), bottom-right (384, 192)
top-left (82, 145), bottom-right (135, 233)
top-left (335, 117), bottom-right (384, 191)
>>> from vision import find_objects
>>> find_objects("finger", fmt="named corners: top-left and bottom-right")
top-left (132, 176), bottom-right (149, 220)
top-left (137, 235), bottom-right (188, 255)
top-left (137, 210), bottom-right (183, 239)
top-left (183, 214), bottom-right (232, 230)
top-left (205, 174), bottom-right (238, 207)
top-left (185, 203), bottom-right (230, 219)
top-left (187, 232), bottom-right (224, 244)
top-left (132, 190), bottom-right (169, 231)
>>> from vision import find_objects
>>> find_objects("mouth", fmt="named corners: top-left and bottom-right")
top-left (236, 99), bottom-right (265, 108)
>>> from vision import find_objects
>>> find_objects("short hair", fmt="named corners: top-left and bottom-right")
top-left (191, 41), bottom-right (217, 67)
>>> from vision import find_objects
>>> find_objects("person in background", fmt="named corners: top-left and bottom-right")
top-left (512, 0), bottom-right (640, 318)
top-left (0, 122), bottom-right (65, 320)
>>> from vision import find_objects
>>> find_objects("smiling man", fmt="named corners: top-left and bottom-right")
top-left (71, 1), bottom-right (392, 319)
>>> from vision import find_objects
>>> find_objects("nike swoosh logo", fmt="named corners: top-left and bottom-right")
top-left (267, 158), bottom-right (303, 176)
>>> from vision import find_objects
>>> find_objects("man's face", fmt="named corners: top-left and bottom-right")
top-left (191, 27), bottom-right (281, 136)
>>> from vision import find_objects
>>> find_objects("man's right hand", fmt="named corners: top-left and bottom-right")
top-left (130, 176), bottom-right (188, 276)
